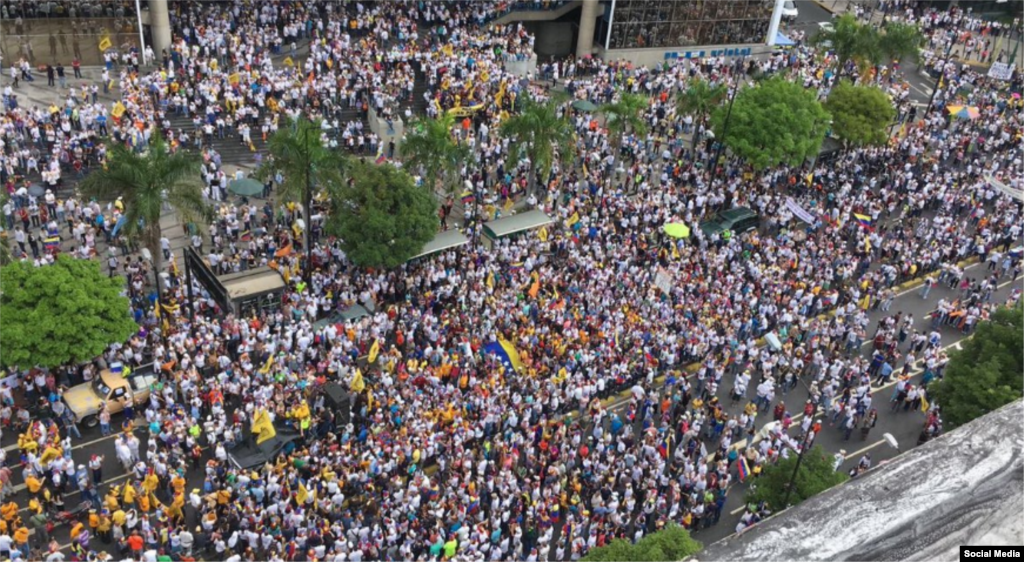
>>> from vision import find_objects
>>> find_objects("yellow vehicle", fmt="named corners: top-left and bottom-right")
top-left (63, 366), bottom-right (158, 427)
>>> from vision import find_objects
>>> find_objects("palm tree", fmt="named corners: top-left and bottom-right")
top-left (499, 95), bottom-right (576, 197)
top-left (80, 131), bottom-right (209, 302)
top-left (401, 113), bottom-right (471, 197)
top-left (257, 116), bottom-right (349, 278)
top-left (812, 13), bottom-right (877, 76)
top-left (599, 92), bottom-right (649, 152)
top-left (676, 78), bottom-right (727, 152)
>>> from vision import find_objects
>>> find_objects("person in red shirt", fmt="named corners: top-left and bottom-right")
top-left (127, 530), bottom-right (144, 558)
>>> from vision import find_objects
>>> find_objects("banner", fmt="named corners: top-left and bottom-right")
top-left (988, 62), bottom-right (1015, 81)
top-left (986, 174), bottom-right (1024, 202)
top-left (654, 266), bottom-right (673, 294)
top-left (785, 197), bottom-right (816, 224)
top-left (98, 36), bottom-right (112, 52)
top-left (111, 102), bottom-right (126, 119)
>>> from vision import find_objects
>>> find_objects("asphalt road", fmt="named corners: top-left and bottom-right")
top-left (681, 261), bottom-right (1022, 545)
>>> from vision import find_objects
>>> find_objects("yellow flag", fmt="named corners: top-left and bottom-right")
top-left (920, 395), bottom-right (929, 412)
top-left (296, 483), bottom-right (309, 504)
top-left (350, 369), bottom-right (366, 393)
top-left (566, 212), bottom-right (580, 227)
top-left (537, 227), bottom-right (548, 242)
top-left (98, 36), bottom-right (112, 52)
top-left (228, 72), bottom-right (241, 86)
top-left (368, 339), bottom-right (381, 364)
top-left (251, 409), bottom-right (276, 445)
top-left (259, 355), bottom-right (274, 374)
top-left (486, 272), bottom-right (494, 289)
top-left (283, 56), bottom-right (294, 67)
top-left (111, 102), bottom-right (126, 118)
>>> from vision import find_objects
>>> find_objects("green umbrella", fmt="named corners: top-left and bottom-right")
top-left (571, 99), bottom-right (599, 112)
top-left (228, 178), bottom-right (263, 197)
top-left (663, 223), bottom-right (691, 238)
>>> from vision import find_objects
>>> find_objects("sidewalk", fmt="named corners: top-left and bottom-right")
top-left (3, 66), bottom-right (119, 109)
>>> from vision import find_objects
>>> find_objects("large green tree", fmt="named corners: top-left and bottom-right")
top-left (326, 161), bottom-right (437, 268)
top-left (500, 95), bottom-right (576, 196)
top-left (0, 256), bottom-right (137, 368)
top-left (634, 524), bottom-right (703, 560)
top-left (931, 304), bottom-right (1024, 429)
top-left (676, 78), bottom-right (727, 152)
top-left (256, 116), bottom-right (350, 275)
top-left (824, 81), bottom-right (896, 147)
top-left (745, 445), bottom-right (847, 510)
top-left (581, 525), bottom-right (702, 561)
top-left (79, 130), bottom-right (209, 296)
top-left (878, 22), bottom-right (926, 65)
top-left (710, 76), bottom-right (831, 169)
top-left (401, 113), bottom-right (471, 197)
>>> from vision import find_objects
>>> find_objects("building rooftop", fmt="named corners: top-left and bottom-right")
top-left (696, 400), bottom-right (1024, 562)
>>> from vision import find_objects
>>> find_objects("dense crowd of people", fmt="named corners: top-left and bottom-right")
top-left (0, 1), bottom-right (1022, 561)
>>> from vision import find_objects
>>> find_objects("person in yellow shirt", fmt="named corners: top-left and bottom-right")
top-left (25, 473), bottom-right (44, 496)
top-left (97, 510), bottom-right (112, 543)
top-left (13, 525), bottom-right (29, 550)
top-left (122, 482), bottom-right (136, 507)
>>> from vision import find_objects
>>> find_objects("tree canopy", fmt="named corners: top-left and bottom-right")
top-left (500, 95), bottom-right (576, 195)
top-left (676, 78), bottom-right (727, 150)
top-left (600, 92), bottom-right (649, 149)
top-left (580, 525), bottom-right (702, 561)
top-left (79, 130), bottom-right (208, 293)
top-left (326, 161), bottom-right (438, 268)
top-left (0, 256), bottom-right (138, 368)
top-left (711, 77), bottom-right (831, 169)
top-left (930, 304), bottom-right (1024, 429)
top-left (745, 445), bottom-right (847, 510)
top-left (824, 81), bottom-right (896, 147)
top-left (813, 14), bottom-right (924, 75)
top-left (401, 113), bottom-right (470, 197)
top-left (257, 116), bottom-right (350, 206)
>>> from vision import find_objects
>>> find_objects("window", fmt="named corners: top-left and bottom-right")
top-left (607, 0), bottom-right (772, 50)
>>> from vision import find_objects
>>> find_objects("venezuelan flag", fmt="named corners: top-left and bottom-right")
top-left (44, 236), bottom-right (61, 251)
top-left (483, 339), bottom-right (523, 372)
top-left (737, 457), bottom-right (750, 483)
top-left (375, 143), bottom-right (386, 165)
top-left (853, 213), bottom-right (874, 231)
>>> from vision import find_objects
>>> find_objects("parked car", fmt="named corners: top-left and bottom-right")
top-left (699, 207), bottom-right (761, 238)
top-left (63, 365), bottom-right (158, 427)
top-left (781, 0), bottom-right (798, 20)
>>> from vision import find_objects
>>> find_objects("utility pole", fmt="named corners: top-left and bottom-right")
top-left (926, 11), bottom-right (965, 117)
top-left (709, 79), bottom-right (740, 182)
top-left (184, 254), bottom-right (196, 323)
top-left (303, 121), bottom-right (313, 281)
top-left (782, 395), bottom-right (818, 508)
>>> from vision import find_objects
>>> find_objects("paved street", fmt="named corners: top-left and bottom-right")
top-left (670, 262), bottom-right (1021, 544)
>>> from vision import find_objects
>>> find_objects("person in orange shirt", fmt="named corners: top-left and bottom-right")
top-left (12, 525), bottom-right (29, 558)
top-left (127, 530), bottom-right (144, 557)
